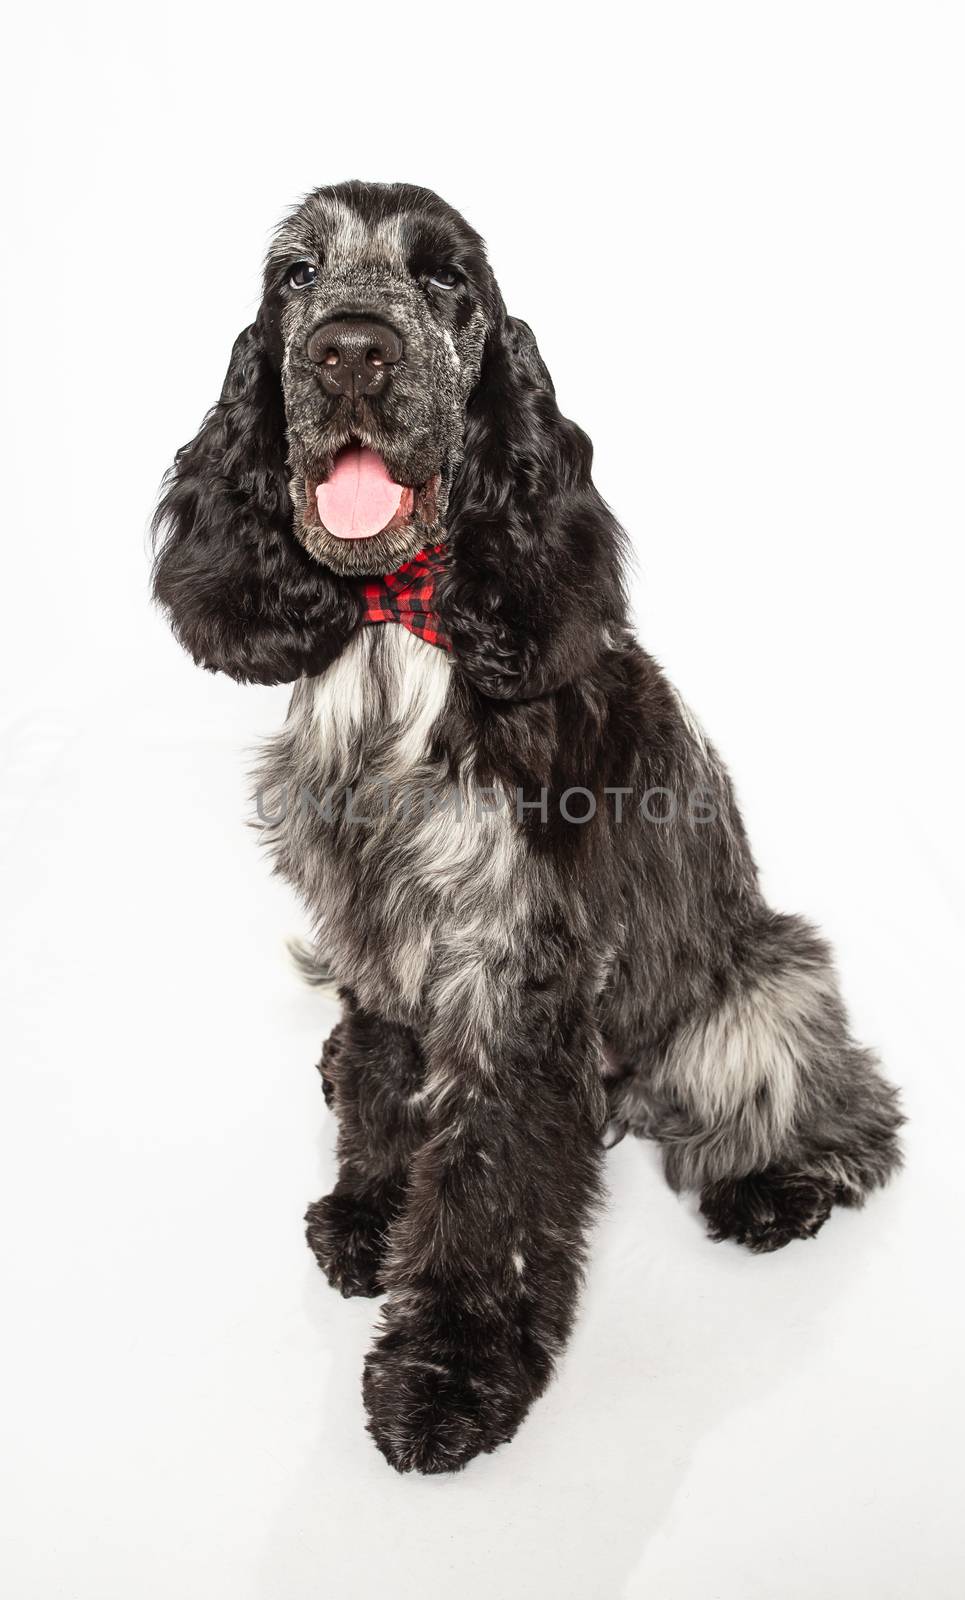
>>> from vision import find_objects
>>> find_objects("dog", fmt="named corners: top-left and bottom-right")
top-left (153, 180), bottom-right (903, 1475)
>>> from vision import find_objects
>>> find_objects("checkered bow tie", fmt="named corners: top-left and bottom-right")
top-left (357, 544), bottom-right (451, 651)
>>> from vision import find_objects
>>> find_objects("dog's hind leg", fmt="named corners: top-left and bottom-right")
top-left (305, 989), bottom-right (428, 1297)
top-left (616, 911), bottom-right (904, 1252)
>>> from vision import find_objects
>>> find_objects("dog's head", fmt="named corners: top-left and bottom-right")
top-left (154, 181), bottom-right (624, 687)
top-left (264, 182), bottom-right (497, 575)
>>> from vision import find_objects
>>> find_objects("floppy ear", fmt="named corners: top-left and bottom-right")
top-left (438, 315), bottom-right (627, 699)
top-left (152, 313), bottom-right (358, 684)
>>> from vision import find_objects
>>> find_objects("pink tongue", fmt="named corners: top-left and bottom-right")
top-left (315, 446), bottom-right (404, 539)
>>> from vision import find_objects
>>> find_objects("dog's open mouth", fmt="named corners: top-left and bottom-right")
top-left (306, 445), bottom-right (437, 541)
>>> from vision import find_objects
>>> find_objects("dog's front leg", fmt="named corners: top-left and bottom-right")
top-left (362, 984), bottom-right (607, 1475)
top-left (305, 990), bottom-right (428, 1299)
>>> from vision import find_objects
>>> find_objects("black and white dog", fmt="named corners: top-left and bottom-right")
top-left (154, 181), bottom-right (903, 1475)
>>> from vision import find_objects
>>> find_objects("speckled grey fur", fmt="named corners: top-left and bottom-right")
top-left (154, 181), bottom-right (904, 1477)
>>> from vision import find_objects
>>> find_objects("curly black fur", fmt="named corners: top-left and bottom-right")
top-left (153, 318), bottom-right (360, 683)
top-left (439, 316), bottom-right (627, 700)
top-left (153, 181), bottom-right (903, 1475)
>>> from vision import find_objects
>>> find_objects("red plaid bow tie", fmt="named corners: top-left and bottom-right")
top-left (357, 544), bottom-right (451, 651)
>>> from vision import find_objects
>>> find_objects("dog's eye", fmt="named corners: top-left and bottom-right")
top-left (288, 260), bottom-right (318, 290)
top-left (429, 267), bottom-right (460, 289)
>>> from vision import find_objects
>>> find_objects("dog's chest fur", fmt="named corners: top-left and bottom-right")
top-left (255, 627), bottom-right (524, 1024)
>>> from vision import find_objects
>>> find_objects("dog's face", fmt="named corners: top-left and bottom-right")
top-left (261, 182), bottom-right (500, 576)
top-left (154, 179), bottom-right (622, 690)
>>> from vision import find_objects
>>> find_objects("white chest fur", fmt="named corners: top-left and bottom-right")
top-left (311, 625), bottom-right (452, 778)
top-left (260, 624), bottom-right (527, 1028)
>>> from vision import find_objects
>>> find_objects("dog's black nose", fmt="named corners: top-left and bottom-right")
top-left (305, 319), bottom-right (403, 399)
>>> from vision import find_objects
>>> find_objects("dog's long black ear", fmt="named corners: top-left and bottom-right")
top-left (439, 315), bottom-right (627, 699)
top-left (152, 313), bottom-right (357, 684)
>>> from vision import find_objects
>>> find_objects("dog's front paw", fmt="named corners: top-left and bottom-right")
top-left (700, 1168), bottom-right (836, 1253)
top-left (362, 1318), bottom-right (540, 1475)
top-left (305, 1192), bottom-right (387, 1298)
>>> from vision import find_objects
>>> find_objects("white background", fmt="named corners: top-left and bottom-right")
top-left (2, 4), bottom-right (964, 1596)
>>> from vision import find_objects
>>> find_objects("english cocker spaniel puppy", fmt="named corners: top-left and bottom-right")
top-left (153, 181), bottom-right (903, 1475)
